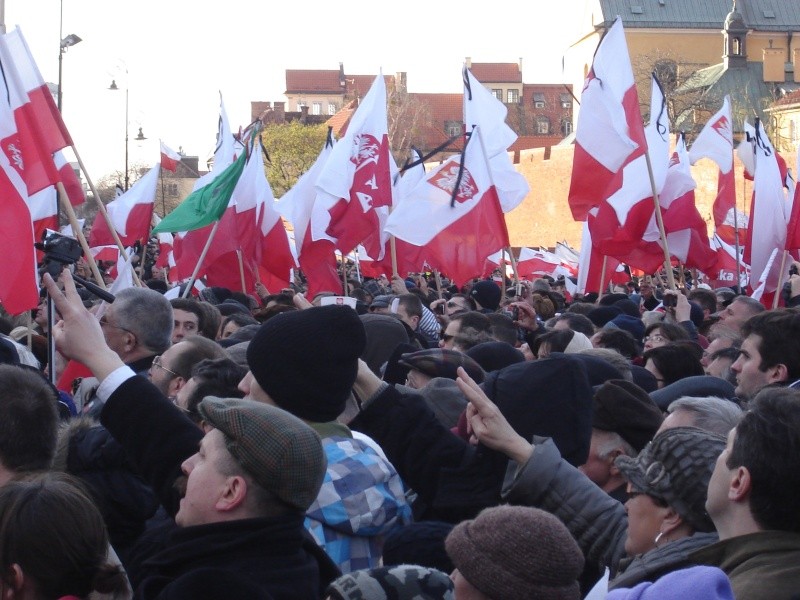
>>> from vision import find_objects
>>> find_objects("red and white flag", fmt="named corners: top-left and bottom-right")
top-left (0, 59), bottom-right (38, 314)
top-left (25, 187), bottom-right (58, 247)
top-left (577, 214), bottom-right (626, 294)
top-left (688, 97), bottom-right (743, 245)
top-left (53, 150), bottom-right (85, 206)
top-left (385, 126), bottom-right (509, 286)
top-left (313, 73), bottom-right (393, 259)
top-left (742, 120), bottom-right (788, 293)
top-left (160, 141), bottom-right (181, 172)
top-left (276, 138), bottom-right (341, 298)
top-left (710, 234), bottom-right (749, 289)
top-left (89, 245), bottom-right (120, 263)
top-left (785, 150), bottom-right (800, 251)
top-left (463, 67), bottom-right (529, 211)
top-left (90, 164), bottom-right (159, 247)
top-left (568, 17), bottom-right (647, 221)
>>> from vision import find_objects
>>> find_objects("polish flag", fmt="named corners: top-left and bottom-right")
top-left (276, 136), bottom-right (341, 298)
top-left (160, 141), bottom-right (181, 172)
top-left (0, 62), bottom-right (38, 314)
top-left (463, 66), bottom-right (529, 211)
top-left (568, 17), bottom-right (646, 221)
top-left (25, 187), bottom-right (58, 251)
top-left (89, 245), bottom-right (120, 263)
top-left (313, 73), bottom-right (393, 259)
top-left (385, 126), bottom-right (509, 286)
top-left (688, 97), bottom-right (743, 245)
top-left (0, 28), bottom-right (72, 153)
top-left (589, 75), bottom-right (669, 268)
top-left (710, 234), bottom-right (748, 289)
top-left (90, 164), bottom-right (159, 247)
top-left (53, 150), bottom-right (85, 206)
top-left (742, 121), bottom-right (788, 293)
top-left (577, 213), bottom-right (627, 294)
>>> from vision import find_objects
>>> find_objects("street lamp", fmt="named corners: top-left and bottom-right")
top-left (109, 78), bottom-right (146, 190)
top-left (57, 33), bottom-right (81, 112)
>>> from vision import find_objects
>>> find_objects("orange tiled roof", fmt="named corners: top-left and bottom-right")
top-left (327, 99), bottom-right (357, 137)
top-left (470, 62), bottom-right (521, 83)
top-left (285, 70), bottom-right (342, 94)
top-left (772, 89), bottom-right (800, 107)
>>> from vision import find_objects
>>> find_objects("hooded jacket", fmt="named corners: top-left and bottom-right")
top-left (305, 435), bottom-right (412, 573)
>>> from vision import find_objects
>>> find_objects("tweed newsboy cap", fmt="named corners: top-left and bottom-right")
top-left (246, 305), bottom-right (366, 423)
top-left (615, 426), bottom-right (726, 532)
top-left (326, 565), bottom-right (454, 600)
top-left (399, 348), bottom-right (486, 383)
top-left (446, 505), bottom-right (583, 600)
top-left (592, 379), bottom-right (663, 452)
top-left (198, 397), bottom-right (326, 512)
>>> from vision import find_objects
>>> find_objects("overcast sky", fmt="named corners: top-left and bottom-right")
top-left (5, 0), bottom-right (574, 183)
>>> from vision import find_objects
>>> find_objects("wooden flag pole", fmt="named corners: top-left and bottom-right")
top-left (236, 250), bottom-right (247, 295)
top-left (434, 269), bottom-right (444, 299)
top-left (340, 254), bottom-right (348, 296)
top-left (598, 255), bottom-right (608, 298)
top-left (71, 148), bottom-right (143, 287)
top-left (57, 183), bottom-right (107, 290)
top-left (500, 248), bottom-right (507, 300)
top-left (390, 236), bottom-right (399, 278)
top-left (182, 221), bottom-right (221, 298)
top-left (506, 247), bottom-right (522, 296)
top-left (773, 250), bottom-right (788, 309)
top-left (644, 150), bottom-right (677, 290)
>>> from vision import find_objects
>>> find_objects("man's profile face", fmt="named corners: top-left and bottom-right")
top-left (176, 429), bottom-right (233, 527)
top-left (730, 334), bottom-right (779, 400)
top-left (705, 427), bottom-right (736, 522)
top-left (718, 299), bottom-right (750, 334)
top-left (439, 321), bottom-right (459, 349)
top-left (149, 342), bottom-right (184, 397)
top-left (173, 309), bottom-right (200, 343)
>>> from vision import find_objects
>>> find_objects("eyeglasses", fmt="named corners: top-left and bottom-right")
top-left (440, 332), bottom-right (455, 343)
top-left (153, 355), bottom-right (180, 378)
top-left (643, 334), bottom-right (665, 343)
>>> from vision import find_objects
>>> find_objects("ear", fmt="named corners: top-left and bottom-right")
top-left (729, 465), bottom-right (752, 503)
top-left (215, 475), bottom-right (248, 513)
top-left (2, 564), bottom-right (24, 599)
top-left (660, 506), bottom-right (689, 538)
top-left (606, 448), bottom-right (624, 475)
top-left (170, 376), bottom-right (187, 396)
top-left (768, 363), bottom-right (789, 385)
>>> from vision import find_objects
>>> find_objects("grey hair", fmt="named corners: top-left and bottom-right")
top-left (594, 429), bottom-right (637, 460)
top-left (113, 288), bottom-right (173, 353)
top-left (667, 396), bottom-right (743, 437)
top-left (731, 295), bottom-right (766, 316)
top-left (579, 347), bottom-right (633, 381)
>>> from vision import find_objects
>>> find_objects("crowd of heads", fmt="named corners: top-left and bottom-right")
top-left (1, 263), bottom-right (800, 599)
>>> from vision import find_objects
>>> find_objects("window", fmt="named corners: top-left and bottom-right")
top-left (533, 92), bottom-right (545, 108)
top-left (561, 119), bottom-right (573, 135)
top-left (445, 120), bottom-right (463, 137)
top-left (492, 89), bottom-right (503, 101)
top-left (537, 117), bottom-right (550, 135)
top-left (560, 93), bottom-right (572, 109)
top-left (507, 89), bottom-right (519, 104)
top-left (167, 183), bottom-right (178, 197)
top-left (297, 101), bottom-right (306, 111)
top-left (312, 102), bottom-right (321, 115)
top-left (328, 103), bottom-right (337, 115)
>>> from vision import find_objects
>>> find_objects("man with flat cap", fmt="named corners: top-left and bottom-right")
top-left (579, 380), bottom-right (664, 503)
top-left (44, 270), bottom-right (337, 600)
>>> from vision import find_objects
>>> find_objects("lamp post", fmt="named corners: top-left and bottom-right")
top-left (57, 0), bottom-right (81, 113)
top-left (109, 78), bottom-right (146, 190)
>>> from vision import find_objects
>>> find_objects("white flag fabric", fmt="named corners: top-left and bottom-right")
top-left (689, 96), bottom-right (733, 173)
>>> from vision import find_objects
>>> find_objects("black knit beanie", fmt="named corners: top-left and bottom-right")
top-left (246, 305), bottom-right (366, 422)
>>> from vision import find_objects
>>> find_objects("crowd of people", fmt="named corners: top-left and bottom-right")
top-left (0, 261), bottom-right (799, 599)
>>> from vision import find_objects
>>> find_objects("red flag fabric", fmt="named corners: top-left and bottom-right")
top-left (568, 17), bottom-right (647, 221)
top-left (90, 164), bottom-right (159, 247)
top-left (0, 74), bottom-right (38, 314)
top-left (786, 151), bottom-right (800, 251)
top-left (385, 127), bottom-right (509, 286)
top-left (276, 140), bottom-right (341, 298)
top-left (160, 141), bottom-right (181, 172)
top-left (577, 215), bottom-right (627, 294)
top-left (53, 151), bottom-right (85, 206)
top-left (313, 73), bottom-right (393, 258)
